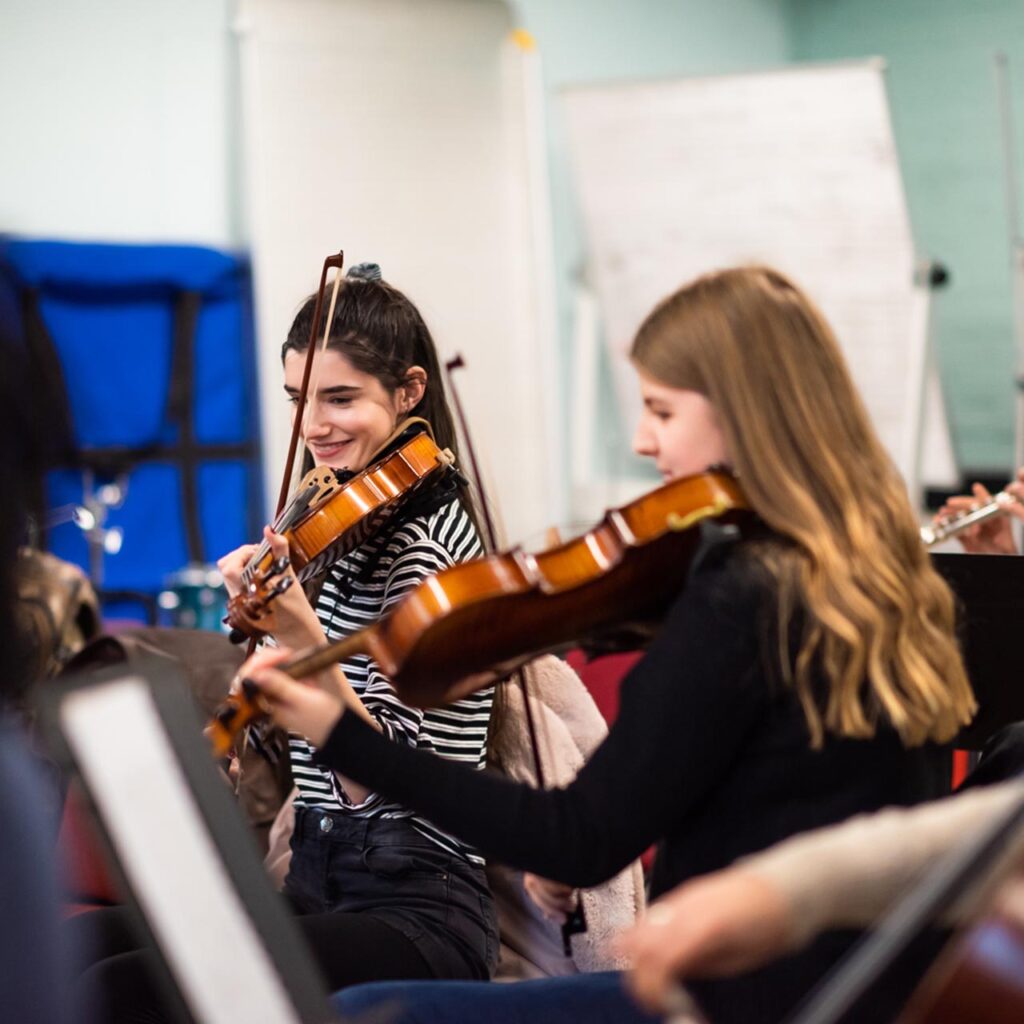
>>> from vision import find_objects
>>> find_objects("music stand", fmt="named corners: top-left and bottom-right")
top-left (932, 552), bottom-right (1024, 750)
top-left (36, 658), bottom-right (338, 1024)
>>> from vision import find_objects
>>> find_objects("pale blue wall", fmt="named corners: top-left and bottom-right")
top-left (786, 0), bottom-right (1024, 475)
top-left (515, 0), bottom-right (792, 478)
top-left (10, 0), bottom-right (1015, 479)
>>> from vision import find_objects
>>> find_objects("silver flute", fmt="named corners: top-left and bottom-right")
top-left (920, 491), bottom-right (1017, 547)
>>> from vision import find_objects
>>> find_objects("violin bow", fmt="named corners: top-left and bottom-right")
top-left (277, 252), bottom-right (346, 513)
top-left (442, 355), bottom-right (548, 775)
top-left (239, 253), bottom-right (345, 663)
top-left (443, 354), bottom-right (587, 954)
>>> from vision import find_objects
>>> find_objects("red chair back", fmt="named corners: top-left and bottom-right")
top-left (564, 649), bottom-right (654, 871)
top-left (58, 781), bottom-right (120, 915)
top-left (564, 650), bottom-right (642, 727)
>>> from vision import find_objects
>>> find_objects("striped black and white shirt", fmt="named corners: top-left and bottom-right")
top-left (290, 493), bottom-right (493, 865)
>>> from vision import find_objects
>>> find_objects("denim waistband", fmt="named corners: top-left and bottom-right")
top-left (292, 806), bottom-right (441, 848)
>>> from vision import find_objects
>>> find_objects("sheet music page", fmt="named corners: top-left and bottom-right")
top-left (61, 677), bottom-right (302, 1024)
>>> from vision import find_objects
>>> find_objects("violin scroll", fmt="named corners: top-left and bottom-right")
top-left (206, 679), bottom-right (272, 759)
top-left (225, 557), bottom-right (295, 641)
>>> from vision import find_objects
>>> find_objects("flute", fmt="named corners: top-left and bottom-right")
top-left (920, 491), bottom-right (1017, 547)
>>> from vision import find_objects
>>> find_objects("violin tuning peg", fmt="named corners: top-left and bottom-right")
top-left (227, 626), bottom-right (248, 645)
top-left (269, 576), bottom-right (294, 598)
top-left (216, 704), bottom-right (239, 727)
top-left (271, 556), bottom-right (291, 575)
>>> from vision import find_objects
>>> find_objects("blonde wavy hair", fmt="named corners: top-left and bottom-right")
top-left (631, 266), bottom-right (975, 748)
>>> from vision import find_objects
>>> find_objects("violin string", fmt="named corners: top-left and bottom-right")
top-left (248, 253), bottom-right (344, 664)
top-left (230, 432), bottom-right (449, 638)
top-left (242, 483), bottom-right (315, 587)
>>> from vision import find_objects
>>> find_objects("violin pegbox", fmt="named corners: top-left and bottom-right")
top-left (226, 555), bottom-right (295, 639)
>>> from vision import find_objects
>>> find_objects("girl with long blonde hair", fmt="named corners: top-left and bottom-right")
top-left (242, 265), bottom-right (975, 1024)
top-left (631, 264), bottom-right (974, 749)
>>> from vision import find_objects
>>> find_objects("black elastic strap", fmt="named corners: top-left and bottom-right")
top-left (333, 473), bottom-right (461, 602)
top-left (20, 287), bottom-right (77, 542)
top-left (169, 291), bottom-right (204, 563)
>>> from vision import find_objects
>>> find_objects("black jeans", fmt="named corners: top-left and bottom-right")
top-left (286, 807), bottom-right (499, 981)
top-left (69, 811), bottom-right (498, 1023)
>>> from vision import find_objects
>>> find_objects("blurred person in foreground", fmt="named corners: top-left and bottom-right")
top-left (0, 316), bottom-right (75, 1023)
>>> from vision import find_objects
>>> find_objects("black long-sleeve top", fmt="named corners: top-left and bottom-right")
top-left (318, 530), bottom-right (950, 1021)
top-left (321, 531), bottom-right (947, 892)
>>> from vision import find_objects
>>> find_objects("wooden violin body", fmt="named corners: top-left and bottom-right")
top-left (354, 469), bottom-right (750, 708)
top-left (208, 470), bottom-right (749, 755)
top-left (227, 420), bottom-right (454, 638)
top-left (898, 885), bottom-right (1024, 1024)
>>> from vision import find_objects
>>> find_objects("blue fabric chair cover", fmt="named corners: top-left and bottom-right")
top-left (0, 238), bottom-right (263, 622)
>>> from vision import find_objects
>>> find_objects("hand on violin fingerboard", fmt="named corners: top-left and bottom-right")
top-left (218, 528), bottom-right (325, 647)
top-left (217, 542), bottom-right (260, 598)
top-left (239, 647), bottom-right (346, 749)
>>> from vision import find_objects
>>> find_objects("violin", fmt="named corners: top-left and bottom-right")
top-left (208, 469), bottom-right (750, 757)
top-left (226, 418), bottom-right (455, 639)
top-left (898, 895), bottom-right (1024, 1024)
top-left (785, 786), bottom-right (1024, 1024)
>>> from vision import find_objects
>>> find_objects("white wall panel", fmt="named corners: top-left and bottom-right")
top-left (237, 0), bottom-right (559, 541)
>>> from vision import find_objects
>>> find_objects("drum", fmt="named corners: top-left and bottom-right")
top-left (158, 564), bottom-right (229, 632)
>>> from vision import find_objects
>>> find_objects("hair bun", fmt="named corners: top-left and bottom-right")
top-left (347, 262), bottom-right (382, 282)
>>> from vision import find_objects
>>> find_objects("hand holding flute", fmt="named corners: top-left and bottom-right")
top-left (924, 468), bottom-right (1024, 552)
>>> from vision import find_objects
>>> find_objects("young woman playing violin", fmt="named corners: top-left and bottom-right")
top-left (242, 265), bottom-right (977, 1024)
top-left (68, 264), bottom-right (500, 1022)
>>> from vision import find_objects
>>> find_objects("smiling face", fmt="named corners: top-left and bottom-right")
top-left (284, 348), bottom-right (422, 473)
top-left (632, 367), bottom-right (731, 482)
